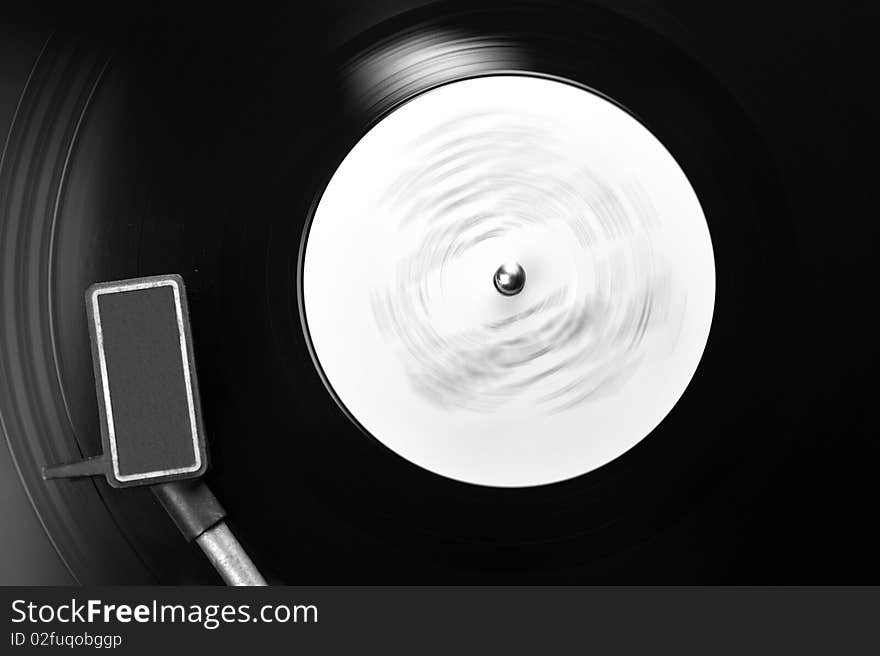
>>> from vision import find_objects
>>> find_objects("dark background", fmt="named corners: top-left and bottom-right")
top-left (1, 0), bottom-right (877, 584)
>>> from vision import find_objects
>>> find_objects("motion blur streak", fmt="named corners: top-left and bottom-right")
top-left (370, 109), bottom-right (684, 413)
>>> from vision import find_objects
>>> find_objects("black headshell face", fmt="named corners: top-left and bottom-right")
top-left (85, 275), bottom-right (208, 488)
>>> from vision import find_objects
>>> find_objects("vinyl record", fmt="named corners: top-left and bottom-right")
top-left (1, 0), bottom-right (814, 584)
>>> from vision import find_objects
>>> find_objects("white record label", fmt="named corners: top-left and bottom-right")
top-left (302, 75), bottom-right (715, 487)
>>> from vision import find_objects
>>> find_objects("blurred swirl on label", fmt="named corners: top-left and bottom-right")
top-left (370, 109), bottom-right (686, 413)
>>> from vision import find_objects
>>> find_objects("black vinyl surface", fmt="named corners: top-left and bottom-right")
top-left (0, 1), bottom-right (877, 584)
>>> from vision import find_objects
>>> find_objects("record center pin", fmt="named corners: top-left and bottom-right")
top-left (493, 262), bottom-right (526, 296)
